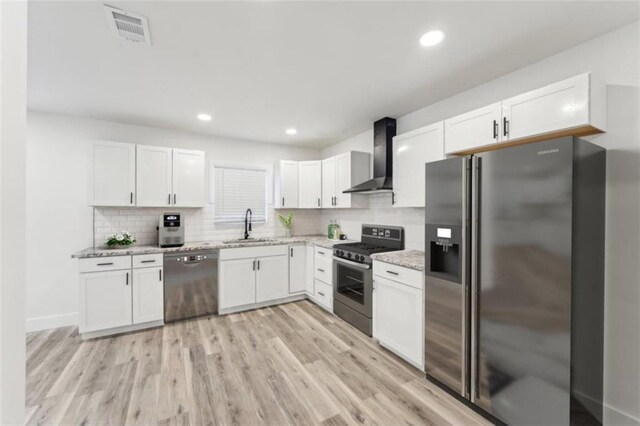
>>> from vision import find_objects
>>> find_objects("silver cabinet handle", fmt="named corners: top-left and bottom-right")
top-left (159, 269), bottom-right (162, 281)
top-left (173, 193), bottom-right (177, 204)
top-left (257, 260), bottom-right (260, 270)
top-left (386, 270), bottom-right (399, 276)
top-left (252, 260), bottom-right (256, 271)
top-left (130, 192), bottom-right (134, 204)
top-left (282, 197), bottom-right (285, 206)
top-left (317, 198), bottom-right (320, 207)
top-left (317, 250), bottom-right (325, 255)
top-left (317, 268), bottom-right (325, 272)
top-left (318, 291), bottom-right (325, 296)
top-left (126, 272), bottom-right (129, 286)
top-left (290, 248), bottom-right (293, 257)
top-left (97, 262), bottom-right (114, 266)
top-left (141, 260), bottom-right (156, 263)
top-left (168, 194), bottom-right (171, 205)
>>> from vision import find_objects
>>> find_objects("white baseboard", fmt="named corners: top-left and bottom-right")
top-left (26, 312), bottom-right (78, 332)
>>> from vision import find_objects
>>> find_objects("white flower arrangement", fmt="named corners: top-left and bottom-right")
top-left (106, 230), bottom-right (136, 248)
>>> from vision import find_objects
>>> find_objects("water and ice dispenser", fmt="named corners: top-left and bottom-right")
top-left (425, 224), bottom-right (462, 283)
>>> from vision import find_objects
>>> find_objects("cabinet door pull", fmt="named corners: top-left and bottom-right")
top-left (257, 260), bottom-right (260, 270)
top-left (317, 268), bottom-right (325, 272)
top-left (317, 198), bottom-right (320, 207)
top-left (392, 192), bottom-right (396, 205)
top-left (141, 260), bottom-right (156, 263)
top-left (252, 260), bottom-right (256, 271)
top-left (282, 197), bottom-right (285, 206)
top-left (130, 192), bottom-right (134, 204)
top-left (174, 193), bottom-right (177, 204)
top-left (503, 117), bottom-right (509, 137)
top-left (318, 291), bottom-right (325, 296)
top-left (159, 269), bottom-right (162, 281)
top-left (168, 193), bottom-right (171, 205)
top-left (126, 272), bottom-right (129, 286)
top-left (290, 248), bottom-right (293, 257)
top-left (97, 262), bottom-right (114, 266)
top-left (386, 270), bottom-right (399, 276)
top-left (317, 250), bottom-right (325, 255)
top-left (493, 120), bottom-right (498, 139)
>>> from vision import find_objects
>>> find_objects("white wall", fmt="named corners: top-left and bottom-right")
top-left (321, 21), bottom-right (640, 425)
top-left (0, 1), bottom-right (27, 424)
top-left (25, 111), bottom-right (321, 332)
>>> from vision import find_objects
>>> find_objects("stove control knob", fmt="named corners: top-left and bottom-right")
top-left (339, 250), bottom-right (344, 256)
top-left (357, 255), bottom-right (363, 261)
top-left (347, 253), bottom-right (352, 259)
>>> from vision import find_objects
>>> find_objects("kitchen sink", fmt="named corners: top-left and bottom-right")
top-left (222, 238), bottom-right (274, 244)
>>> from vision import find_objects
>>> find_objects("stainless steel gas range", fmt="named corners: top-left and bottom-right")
top-left (332, 224), bottom-right (405, 336)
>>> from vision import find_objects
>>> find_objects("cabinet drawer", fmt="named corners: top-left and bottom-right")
top-left (79, 256), bottom-right (131, 273)
top-left (314, 255), bottom-right (333, 284)
top-left (373, 262), bottom-right (423, 290)
top-left (314, 246), bottom-right (332, 259)
top-left (314, 280), bottom-right (333, 311)
top-left (132, 253), bottom-right (164, 268)
top-left (220, 245), bottom-right (288, 260)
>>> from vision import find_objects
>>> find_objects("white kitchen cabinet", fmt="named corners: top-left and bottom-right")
top-left (256, 255), bottom-right (288, 303)
top-left (305, 245), bottom-right (315, 295)
top-left (393, 122), bottom-right (444, 208)
top-left (90, 141), bottom-right (136, 206)
top-left (172, 148), bottom-right (205, 207)
top-left (132, 266), bottom-right (164, 324)
top-left (136, 145), bottom-right (173, 207)
top-left (373, 271), bottom-right (424, 370)
top-left (322, 151), bottom-right (370, 208)
top-left (314, 280), bottom-right (333, 311)
top-left (219, 258), bottom-right (257, 310)
top-left (275, 160), bottom-right (299, 208)
top-left (298, 161), bottom-right (322, 208)
top-left (445, 73), bottom-right (606, 155)
top-left (80, 269), bottom-right (132, 333)
top-left (288, 245), bottom-right (307, 294)
top-left (501, 73), bottom-right (605, 142)
top-left (444, 103), bottom-right (502, 155)
top-left (321, 157), bottom-right (336, 208)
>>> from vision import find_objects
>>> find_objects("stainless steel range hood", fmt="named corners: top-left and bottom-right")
top-left (343, 117), bottom-right (397, 194)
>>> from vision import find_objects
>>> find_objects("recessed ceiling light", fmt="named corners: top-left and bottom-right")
top-left (419, 30), bottom-right (444, 47)
top-left (197, 113), bottom-right (212, 121)
top-left (285, 128), bottom-right (297, 135)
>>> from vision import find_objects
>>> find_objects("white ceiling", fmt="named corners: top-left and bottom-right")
top-left (28, 1), bottom-right (639, 148)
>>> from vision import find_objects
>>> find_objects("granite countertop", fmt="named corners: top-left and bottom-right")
top-left (72, 235), bottom-right (351, 259)
top-left (371, 250), bottom-right (425, 271)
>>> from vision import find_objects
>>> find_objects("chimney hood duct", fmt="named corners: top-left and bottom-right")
top-left (343, 117), bottom-right (396, 194)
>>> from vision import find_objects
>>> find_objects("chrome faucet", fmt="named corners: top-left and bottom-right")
top-left (244, 208), bottom-right (253, 239)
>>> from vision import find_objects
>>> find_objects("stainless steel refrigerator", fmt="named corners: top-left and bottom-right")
top-left (424, 136), bottom-right (606, 425)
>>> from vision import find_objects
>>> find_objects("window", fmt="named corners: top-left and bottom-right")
top-left (213, 164), bottom-right (267, 223)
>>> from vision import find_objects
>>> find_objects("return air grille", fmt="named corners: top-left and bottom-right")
top-left (104, 5), bottom-right (151, 45)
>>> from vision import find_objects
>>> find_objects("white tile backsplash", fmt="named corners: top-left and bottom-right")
top-left (94, 203), bottom-right (323, 247)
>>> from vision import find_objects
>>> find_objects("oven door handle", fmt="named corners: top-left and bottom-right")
top-left (333, 256), bottom-right (371, 270)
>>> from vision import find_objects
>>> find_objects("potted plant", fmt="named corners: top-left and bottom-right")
top-left (106, 230), bottom-right (136, 248)
top-left (278, 212), bottom-right (294, 238)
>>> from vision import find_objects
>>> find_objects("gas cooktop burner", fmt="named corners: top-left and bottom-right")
top-left (333, 225), bottom-right (405, 265)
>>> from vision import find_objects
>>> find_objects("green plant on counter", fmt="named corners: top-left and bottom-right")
top-left (278, 212), bottom-right (294, 229)
top-left (106, 230), bottom-right (136, 247)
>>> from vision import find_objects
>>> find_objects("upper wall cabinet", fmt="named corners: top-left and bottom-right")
top-left (298, 161), bottom-right (322, 208)
top-left (444, 103), bottom-right (502, 154)
top-left (392, 121), bottom-right (444, 208)
top-left (323, 151), bottom-right (370, 209)
top-left (136, 145), bottom-right (172, 207)
top-left (275, 160), bottom-right (299, 208)
top-left (91, 142), bottom-right (204, 207)
top-left (172, 149), bottom-right (206, 207)
top-left (444, 73), bottom-right (606, 155)
top-left (501, 73), bottom-right (605, 142)
top-left (90, 141), bottom-right (136, 207)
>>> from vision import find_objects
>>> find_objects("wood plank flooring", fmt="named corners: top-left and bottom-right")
top-left (26, 300), bottom-right (490, 426)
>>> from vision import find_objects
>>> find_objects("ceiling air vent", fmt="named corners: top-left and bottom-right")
top-left (104, 5), bottom-right (151, 45)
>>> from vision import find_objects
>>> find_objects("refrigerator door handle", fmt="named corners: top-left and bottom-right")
top-left (461, 157), bottom-right (470, 398)
top-left (470, 156), bottom-right (481, 403)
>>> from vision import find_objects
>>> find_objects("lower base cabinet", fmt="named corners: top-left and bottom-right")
top-left (80, 269), bottom-right (133, 333)
top-left (288, 245), bottom-right (307, 294)
top-left (132, 266), bottom-right (164, 324)
top-left (314, 280), bottom-right (333, 311)
top-left (219, 246), bottom-right (290, 311)
top-left (373, 271), bottom-right (424, 369)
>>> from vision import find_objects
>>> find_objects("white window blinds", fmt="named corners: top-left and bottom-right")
top-left (213, 164), bottom-right (267, 223)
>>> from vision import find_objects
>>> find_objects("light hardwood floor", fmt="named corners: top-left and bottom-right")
top-left (26, 300), bottom-right (490, 426)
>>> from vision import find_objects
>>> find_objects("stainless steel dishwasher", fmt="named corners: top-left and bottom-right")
top-left (164, 250), bottom-right (218, 322)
